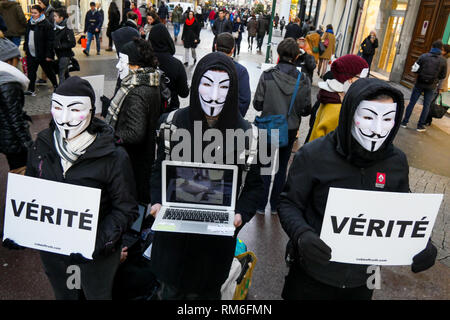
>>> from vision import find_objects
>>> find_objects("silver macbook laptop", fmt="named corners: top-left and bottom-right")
top-left (151, 161), bottom-right (238, 236)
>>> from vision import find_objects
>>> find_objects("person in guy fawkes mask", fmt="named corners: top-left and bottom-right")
top-left (148, 52), bottom-right (263, 300)
top-left (2, 76), bottom-right (139, 300)
top-left (278, 78), bottom-right (438, 300)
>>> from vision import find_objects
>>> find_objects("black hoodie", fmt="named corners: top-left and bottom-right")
top-left (149, 52), bottom-right (263, 294)
top-left (279, 78), bottom-right (410, 289)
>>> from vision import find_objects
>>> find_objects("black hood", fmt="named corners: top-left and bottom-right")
top-left (335, 77), bottom-right (404, 167)
top-left (189, 52), bottom-right (241, 131)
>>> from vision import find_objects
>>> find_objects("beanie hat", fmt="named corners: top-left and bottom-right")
top-left (0, 38), bottom-right (21, 62)
top-left (331, 54), bottom-right (369, 83)
top-left (54, 76), bottom-right (96, 108)
top-left (41, 0), bottom-right (50, 7)
top-left (216, 32), bottom-right (235, 54)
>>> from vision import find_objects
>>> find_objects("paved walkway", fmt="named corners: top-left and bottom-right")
top-left (0, 24), bottom-right (449, 300)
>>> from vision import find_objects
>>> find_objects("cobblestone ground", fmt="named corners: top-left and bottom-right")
top-left (1, 24), bottom-right (449, 300)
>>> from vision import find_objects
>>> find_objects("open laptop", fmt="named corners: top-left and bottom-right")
top-left (151, 161), bottom-right (238, 236)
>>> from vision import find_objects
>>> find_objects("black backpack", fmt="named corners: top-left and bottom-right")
top-left (418, 54), bottom-right (441, 85)
top-left (158, 70), bottom-right (172, 114)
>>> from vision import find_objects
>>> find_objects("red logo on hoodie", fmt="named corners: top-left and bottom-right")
top-left (376, 173), bottom-right (386, 188)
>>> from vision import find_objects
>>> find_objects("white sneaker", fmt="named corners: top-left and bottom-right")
top-left (24, 90), bottom-right (36, 96)
top-left (256, 209), bottom-right (265, 215)
top-left (271, 210), bottom-right (278, 215)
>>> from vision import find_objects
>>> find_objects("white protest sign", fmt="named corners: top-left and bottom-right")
top-left (3, 173), bottom-right (101, 259)
top-left (320, 188), bottom-right (443, 266)
top-left (82, 75), bottom-right (104, 115)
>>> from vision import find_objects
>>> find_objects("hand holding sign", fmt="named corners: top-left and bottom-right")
top-left (298, 230), bottom-right (332, 266)
top-left (2, 238), bottom-right (25, 250)
top-left (411, 240), bottom-right (438, 273)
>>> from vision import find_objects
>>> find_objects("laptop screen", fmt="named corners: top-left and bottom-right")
top-left (165, 165), bottom-right (235, 207)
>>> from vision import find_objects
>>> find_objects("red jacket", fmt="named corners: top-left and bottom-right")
top-left (208, 10), bottom-right (216, 20)
top-left (132, 8), bottom-right (142, 26)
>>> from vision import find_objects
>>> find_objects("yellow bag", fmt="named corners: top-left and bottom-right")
top-left (233, 251), bottom-right (257, 300)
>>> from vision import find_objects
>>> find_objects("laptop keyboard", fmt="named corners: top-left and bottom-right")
top-left (163, 208), bottom-right (229, 223)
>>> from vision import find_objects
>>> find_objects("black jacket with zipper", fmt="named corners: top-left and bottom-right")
top-left (149, 52), bottom-right (263, 294)
top-left (54, 20), bottom-right (76, 58)
top-left (279, 78), bottom-right (409, 289)
top-left (25, 118), bottom-right (139, 258)
top-left (24, 18), bottom-right (54, 60)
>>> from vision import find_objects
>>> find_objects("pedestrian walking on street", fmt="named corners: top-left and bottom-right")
top-left (106, 1), bottom-right (120, 51)
top-left (401, 40), bottom-right (448, 132)
top-left (158, 1), bottom-right (168, 25)
top-left (232, 16), bottom-right (244, 57)
top-left (131, 1), bottom-right (142, 26)
top-left (208, 8), bottom-right (216, 28)
top-left (284, 17), bottom-right (303, 40)
top-left (212, 9), bottom-right (232, 52)
top-left (280, 16), bottom-right (286, 37)
top-left (0, 38), bottom-right (32, 174)
top-left (256, 14), bottom-right (268, 52)
top-left (53, 7), bottom-right (76, 86)
top-left (83, 2), bottom-right (103, 56)
top-left (279, 78), bottom-right (438, 300)
top-left (253, 38), bottom-right (311, 215)
top-left (0, 0), bottom-right (27, 47)
top-left (182, 11), bottom-right (201, 66)
top-left (171, 4), bottom-right (183, 42)
top-left (104, 38), bottom-right (161, 204)
top-left (23, 4), bottom-right (58, 96)
top-left (359, 30), bottom-right (378, 74)
top-left (318, 24), bottom-right (336, 78)
top-left (247, 14), bottom-right (257, 51)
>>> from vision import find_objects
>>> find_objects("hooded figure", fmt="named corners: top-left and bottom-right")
top-left (3, 76), bottom-right (139, 300)
top-left (149, 52), bottom-right (263, 299)
top-left (279, 78), bottom-right (438, 300)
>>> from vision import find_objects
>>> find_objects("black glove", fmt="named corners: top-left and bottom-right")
top-left (100, 95), bottom-right (111, 117)
top-left (411, 240), bottom-right (438, 273)
top-left (69, 253), bottom-right (91, 265)
top-left (297, 230), bottom-right (332, 266)
top-left (93, 226), bottom-right (122, 259)
top-left (2, 238), bottom-right (25, 250)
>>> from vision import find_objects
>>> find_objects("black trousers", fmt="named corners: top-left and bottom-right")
top-left (40, 249), bottom-right (121, 300)
top-left (27, 55), bottom-right (58, 91)
top-left (282, 263), bottom-right (374, 300)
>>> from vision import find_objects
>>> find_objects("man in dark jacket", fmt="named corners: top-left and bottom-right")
top-left (53, 7), bottom-right (75, 85)
top-left (3, 76), bottom-right (139, 299)
top-left (158, 1), bottom-right (168, 24)
top-left (279, 78), bottom-right (438, 300)
top-left (401, 40), bottom-right (447, 132)
top-left (211, 9), bottom-right (232, 51)
top-left (0, 0), bottom-right (27, 46)
top-left (149, 52), bottom-right (263, 299)
top-left (83, 2), bottom-right (103, 56)
top-left (38, 0), bottom-right (55, 24)
top-left (216, 32), bottom-right (251, 117)
top-left (256, 14), bottom-right (268, 51)
top-left (284, 17), bottom-right (303, 40)
top-left (359, 30), bottom-right (378, 73)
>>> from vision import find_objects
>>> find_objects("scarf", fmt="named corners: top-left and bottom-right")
top-left (54, 129), bottom-right (97, 174)
top-left (185, 17), bottom-right (195, 26)
top-left (31, 14), bottom-right (46, 25)
top-left (105, 67), bottom-right (160, 128)
top-left (317, 88), bottom-right (341, 104)
top-left (430, 47), bottom-right (442, 55)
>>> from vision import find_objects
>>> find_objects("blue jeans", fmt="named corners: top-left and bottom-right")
top-left (257, 132), bottom-right (296, 212)
top-left (7, 36), bottom-right (21, 47)
top-left (173, 22), bottom-right (180, 37)
top-left (402, 85), bottom-right (435, 127)
top-left (210, 20), bottom-right (214, 27)
top-left (86, 32), bottom-right (100, 53)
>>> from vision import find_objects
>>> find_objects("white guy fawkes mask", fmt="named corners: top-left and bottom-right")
top-left (116, 53), bottom-right (130, 80)
top-left (199, 70), bottom-right (230, 117)
top-left (51, 93), bottom-right (93, 140)
top-left (351, 100), bottom-right (397, 152)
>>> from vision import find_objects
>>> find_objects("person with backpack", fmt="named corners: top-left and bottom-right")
top-left (148, 52), bottom-right (263, 300)
top-left (253, 38), bottom-right (311, 215)
top-left (401, 40), bottom-right (447, 132)
top-left (103, 38), bottom-right (161, 205)
top-left (53, 7), bottom-right (75, 86)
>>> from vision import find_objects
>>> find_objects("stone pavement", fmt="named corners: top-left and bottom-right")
top-left (0, 24), bottom-right (449, 300)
